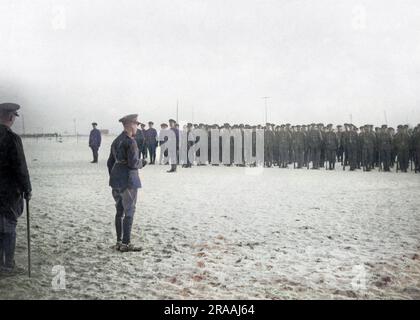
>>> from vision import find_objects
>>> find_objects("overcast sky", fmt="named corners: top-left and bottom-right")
top-left (1, 0), bottom-right (419, 134)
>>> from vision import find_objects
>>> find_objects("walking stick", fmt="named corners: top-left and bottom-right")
top-left (26, 198), bottom-right (31, 278)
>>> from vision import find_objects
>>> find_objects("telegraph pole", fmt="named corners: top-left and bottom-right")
top-left (261, 96), bottom-right (270, 124)
top-left (383, 110), bottom-right (388, 125)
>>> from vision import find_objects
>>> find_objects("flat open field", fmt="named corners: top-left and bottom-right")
top-left (0, 136), bottom-right (419, 299)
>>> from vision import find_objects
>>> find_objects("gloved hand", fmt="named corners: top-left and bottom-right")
top-left (141, 159), bottom-right (148, 168)
top-left (24, 192), bottom-right (32, 201)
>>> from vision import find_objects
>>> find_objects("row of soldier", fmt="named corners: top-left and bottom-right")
top-left (263, 123), bottom-right (418, 172)
top-left (127, 121), bottom-right (420, 173)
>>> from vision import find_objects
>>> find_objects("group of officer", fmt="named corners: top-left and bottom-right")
top-left (262, 122), bottom-right (420, 172)
top-left (127, 121), bottom-right (420, 173)
top-left (135, 119), bottom-right (178, 172)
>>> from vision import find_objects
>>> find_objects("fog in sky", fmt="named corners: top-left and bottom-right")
top-left (1, 0), bottom-right (419, 134)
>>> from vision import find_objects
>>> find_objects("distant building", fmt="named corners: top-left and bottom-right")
top-left (99, 129), bottom-right (109, 135)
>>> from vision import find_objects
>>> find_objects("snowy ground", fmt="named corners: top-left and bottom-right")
top-left (0, 135), bottom-right (419, 300)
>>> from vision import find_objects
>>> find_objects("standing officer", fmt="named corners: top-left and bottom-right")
top-left (145, 121), bottom-right (158, 164)
top-left (361, 125), bottom-right (375, 171)
top-left (134, 125), bottom-right (146, 160)
top-left (318, 123), bottom-right (326, 168)
top-left (107, 114), bottom-right (147, 252)
top-left (264, 123), bottom-right (275, 167)
top-left (273, 125), bottom-right (280, 167)
top-left (379, 125), bottom-right (392, 171)
top-left (324, 124), bottom-right (338, 170)
top-left (357, 126), bottom-right (364, 169)
top-left (285, 123), bottom-right (293, 165)
top-left (293, 125), bottom-right (306, 168)
top-left (0, 103), bottom-right (32, 273)
top-left (308, 124), bottom-right (323, 169)
top-left (139, 123), bottom-right (148, 159)
top-left (374, 126), bottom-right (381, 168)
top-left (342, 123), bottom-right (351, 167)
top-left (302, 125), bottom-right (309, 166)
top-left (89, 122), bottom-right (102, 163)
top-left (393, 125), bottom-right (410, 172)
top-left (277, 125), bottom-right (291, 168)
top-left (388, 127), bottom-right (396, 168)
top-left (347, 125), bottom-right (359, 171)
top-left (336, 125), bottom-right (344, 163)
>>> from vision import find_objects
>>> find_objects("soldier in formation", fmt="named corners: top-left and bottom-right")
top-left (148, 120), bottom-right (419, 173)
top-left (324, 124), bottom-right (338, 170)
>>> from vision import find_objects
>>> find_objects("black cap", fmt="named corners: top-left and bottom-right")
top-left (0, 103), bottom-right (20, 116)
top-left (119, 114), bottom-right (140, 124)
